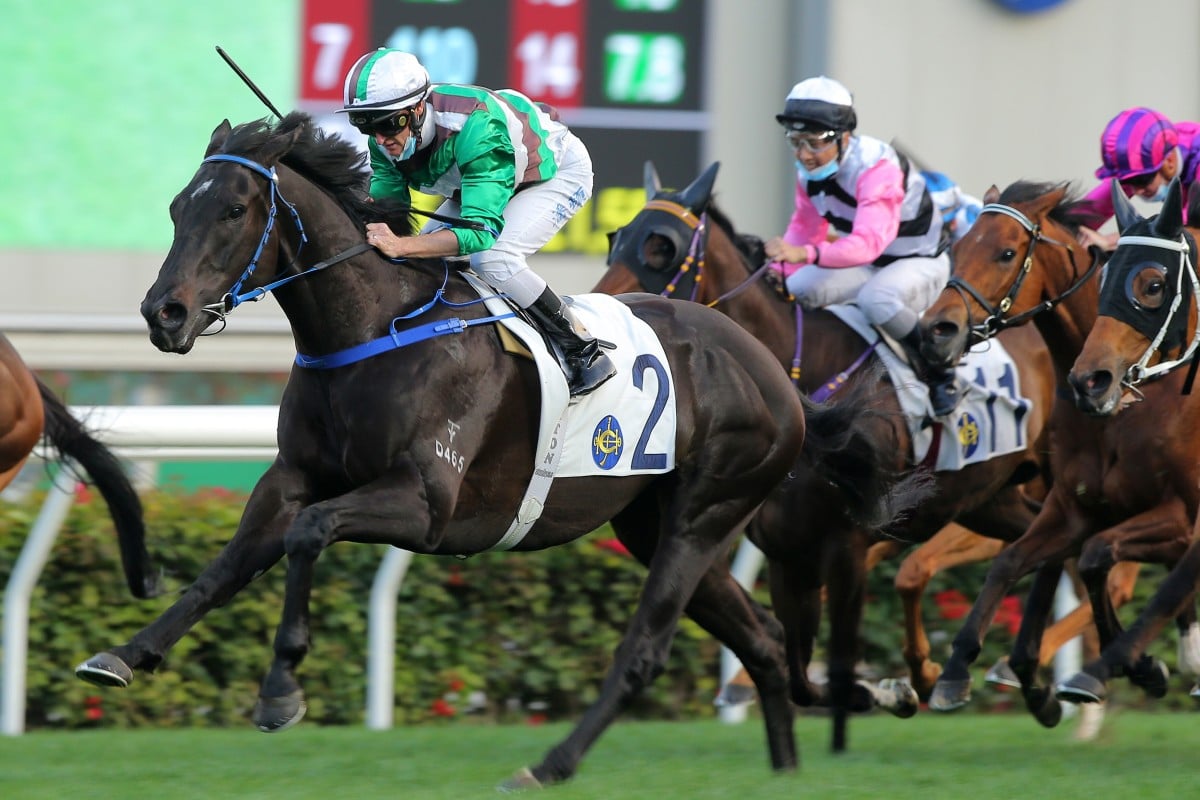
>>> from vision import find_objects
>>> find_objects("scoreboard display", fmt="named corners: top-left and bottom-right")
top-left (300, 0), bottom-right (709, 255)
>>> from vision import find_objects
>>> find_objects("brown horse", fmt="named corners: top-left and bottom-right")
top-left (923, 180), bottom-right (1200, 723)
top-left (1056, 177), bottom-right (1200, 704)
top-left (0, 333), bottom-right (156, 598)
top-left (598, 161), bottom-right (1060, 751)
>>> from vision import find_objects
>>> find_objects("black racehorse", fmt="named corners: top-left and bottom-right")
top-left (73, 113), bottom-right (911, 788)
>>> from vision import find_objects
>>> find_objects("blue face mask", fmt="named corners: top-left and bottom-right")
top-left (796, 157), bottom-right (839, 183)
top-left (396, 133), bottom-right (417, 162)
top-left (1150, 181), bottom-right (1169, 203)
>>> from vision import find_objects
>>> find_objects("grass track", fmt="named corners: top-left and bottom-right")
top-left (1, 709), bottom-right (1197, 799)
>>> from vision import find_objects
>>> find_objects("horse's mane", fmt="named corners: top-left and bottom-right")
top-left (696, 197), bottom-right (768, 269)
top-left (220, 112), bottom-right (414, 234)
top-left (997, 180), bottom-right (1090, 233)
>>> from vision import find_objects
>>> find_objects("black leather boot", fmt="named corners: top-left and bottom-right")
top-left (898, 328), bottom-right (960, 417)
top-left (525, 288), bottom-right (617, 397)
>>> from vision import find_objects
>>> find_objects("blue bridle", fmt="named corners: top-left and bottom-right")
top-left (195, 153), bottom-right (512, 369)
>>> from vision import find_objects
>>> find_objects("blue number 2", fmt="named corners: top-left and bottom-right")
top-left (631, 353), bottom-right (669, 470)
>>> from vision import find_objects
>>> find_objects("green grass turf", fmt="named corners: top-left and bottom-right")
top-left (1, 709), bottom-right (1197, 799)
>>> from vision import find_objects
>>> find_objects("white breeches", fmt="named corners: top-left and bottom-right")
top-left (784, 252), bottom-right (950, 337)
top-left (422, 131), bottom-right (594, 308)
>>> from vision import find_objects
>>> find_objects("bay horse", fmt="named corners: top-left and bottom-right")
top-left (72, 113), bottom-right (913, 789)
top-left (0, 332), bottom-right (156, 598)
top-left (1056, 177), bottom-right (1200, 704)
top-left (923, 180), bottom-right (1200, 723)
top-left (598, 161), bottom-right (1060, 751)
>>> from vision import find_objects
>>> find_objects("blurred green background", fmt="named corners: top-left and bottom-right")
top-left (2, 0), bottom-right (298, 250)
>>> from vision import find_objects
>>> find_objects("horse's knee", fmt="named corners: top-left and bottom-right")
top-left (1076, 541), bottom-right (1113, 584)
top-left (284, 509), bottom-right (334, 560)
top-left (894, 557), bottom-right (933, 596)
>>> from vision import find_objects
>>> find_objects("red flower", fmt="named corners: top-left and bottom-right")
top-left (594, 538), bottom-right (630, 557)
top-left (933, 589), bottom-right (971, 621)
top-left (85, 707), bottom-right (103, 721)
top-left (447, 678), bottom-right (466, 692)
top-left (74, 484), bottom-right (92, 504)
top-left (430, 698), bottom-right (456, 718)
top-left (994, 596), bottom-right (1023, 636)
top-left (526, 712), bottom-right (547, 726)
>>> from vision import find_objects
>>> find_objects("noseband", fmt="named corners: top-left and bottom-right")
top-left (947, 202), bottom-right (1101, 342)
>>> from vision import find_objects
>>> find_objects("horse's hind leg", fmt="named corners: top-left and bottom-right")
top-left (614, 514), bottom-right (795, 771)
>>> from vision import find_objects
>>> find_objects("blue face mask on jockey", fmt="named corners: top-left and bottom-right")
top-left (396, 133), bottom-right (417, 162)
top-left (796, 157), bottom-right (839, 183)
top-left (1150, 181), bottom-right (1170, 203)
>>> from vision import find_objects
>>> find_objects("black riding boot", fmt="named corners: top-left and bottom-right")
top-left (525, 287), bottom-right (617, 397)
top-left (899, 328), bottom-right (960, 417)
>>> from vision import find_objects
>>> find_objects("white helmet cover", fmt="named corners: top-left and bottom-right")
top-left (338, 49), bottom-right (430, 113)
top-left (776, 75), bottom-right (857, 132)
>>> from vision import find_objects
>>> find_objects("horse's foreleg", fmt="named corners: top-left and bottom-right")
top-left (930, 492), bottom-right (1086, 712)
top-left (1007, 563), bottom-right (1064, 728)
top-left (255, 463), bottom-right (434, 733)
top-left (76, 464), bottom-right (307, 687)
top-left (896, 525), bottom-right (1004, 699)
top-left (1058, 536), bottom-right (1200, 705)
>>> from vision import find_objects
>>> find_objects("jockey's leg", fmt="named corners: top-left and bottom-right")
top-left (861, 253), bottom-right (957, 416)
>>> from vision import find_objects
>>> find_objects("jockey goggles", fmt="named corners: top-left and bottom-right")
top-left (786, 130), bottom-right (839, 154)
top-left (1119, 170), bottom-right (1158, 191)
top-left (349, 109), bottom-right (412, 137)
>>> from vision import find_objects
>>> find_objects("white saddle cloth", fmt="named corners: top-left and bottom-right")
top-left (826, 304), bottom-right (1032, 472)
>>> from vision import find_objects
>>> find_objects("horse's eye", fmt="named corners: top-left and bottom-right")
top-left (1128, 263), bottom-right (1167, 310)
top-left (999, 248), bottom-right (1017, 263)
top-left (228, 204), bottom-right (246, 221)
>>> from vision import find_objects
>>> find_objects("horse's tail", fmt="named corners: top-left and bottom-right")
top-left (36, 378), bottom-right (159, 598)
top-left (799, 368), bottom-right (935, 530)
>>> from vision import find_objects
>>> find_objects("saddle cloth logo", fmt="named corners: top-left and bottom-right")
top-left (827, 304), bottom-right (1032, 472)
top-left (591, 415), bottom-right (624, 469)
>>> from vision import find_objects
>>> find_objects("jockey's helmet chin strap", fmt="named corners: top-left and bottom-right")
top-left (1118, 233), bottom-right (1200, 387)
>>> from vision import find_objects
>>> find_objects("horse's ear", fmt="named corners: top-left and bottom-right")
top-left (205, 120), bottom-right (233, 157)
top-left (983, 184), bottom-right (1000, 205)
top-left (678, 161), bottom-right (720, 214)
top-left (1111, 178), bottom-right (1143, 234)
top-left (644, 161), bottom-right (663, 200)
top-left (1152, 177), bottom-right (1185, 238)
top-left (1188, 180), bottom-right (1200, 229)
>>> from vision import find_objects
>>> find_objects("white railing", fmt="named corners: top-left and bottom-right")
top-left (0, 406), bottom-right (413, 735)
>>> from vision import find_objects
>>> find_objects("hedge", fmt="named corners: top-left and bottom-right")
top-left (1, 486), bottom-right (1185, 730)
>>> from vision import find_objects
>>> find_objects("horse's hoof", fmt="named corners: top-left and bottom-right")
top-left (875, 678), bottom-right (919, 719)
top-left (1025, 687), bottom-right (1062, 729)
top-left (910, 662), bottom-right (943, 700)
top-left (984, 657), bottom-right (1021, 689)
top-left (1055, 672), bottom-right (1107, 704)
top-left (253, 691), bottom-right (307, 733)
top-left (497, 767), bottom-right (543, 793)
top-left (714, 682), bottom-right (757, 708)
top-left (75, 653), bottom-right (133, 688)
top-left (1127, 657), bottom-right (1169, 699)
top-left (928, 677), bottom-right (971, 711)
